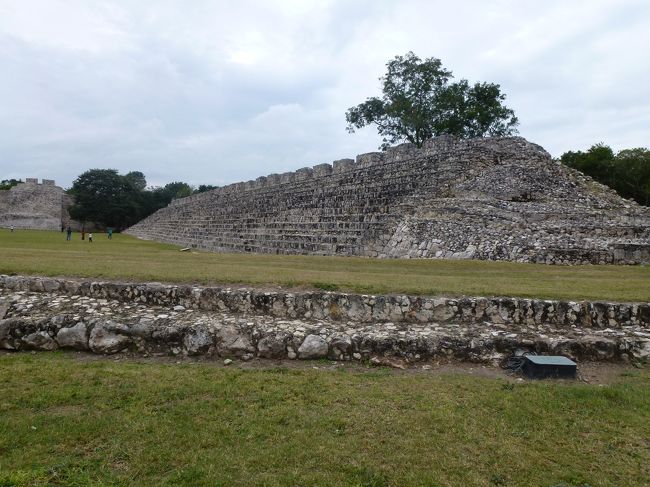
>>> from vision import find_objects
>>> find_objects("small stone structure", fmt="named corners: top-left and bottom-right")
top-left (2, 276), bottom-right (648, 363)
top-left (0, 179), bottom-right (76, 230)
top-left (126, 136), bottom-right (650, 264)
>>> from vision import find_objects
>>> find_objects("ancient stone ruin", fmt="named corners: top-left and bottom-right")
top-left (127, 136), bottom-right (650, 264)
top-left (2, 276), bottom-right (648, 363)
top-left (0, 178), bottom-right (76, 230)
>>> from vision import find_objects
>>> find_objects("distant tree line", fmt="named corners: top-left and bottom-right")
top-left (560, 144), bottom-right (650, 207)
top-left (67, 169), bottom-right (217, 230)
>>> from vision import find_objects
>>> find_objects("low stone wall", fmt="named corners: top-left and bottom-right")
top-left (1, 275), bottom-right (648, 330)
top-left (2, 285), bottom-right (649, 364)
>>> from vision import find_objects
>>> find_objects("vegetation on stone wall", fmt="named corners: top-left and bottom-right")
top-left (67, 169), bottom-right (206, 230)
top-left (0, 178), bottom-right (22, 190)
top-left (346, 52), bottom-right (519, 149)
top-left (560, 144), bottom-right (650, 206)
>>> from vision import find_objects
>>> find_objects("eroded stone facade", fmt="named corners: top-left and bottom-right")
top-left (0, 179), bottom-right (75, 230)
top-left (126, 136), bottom-right (650, 264)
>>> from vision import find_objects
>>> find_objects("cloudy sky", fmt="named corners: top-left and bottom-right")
top-left (1, 0), bottom-right (648, 189)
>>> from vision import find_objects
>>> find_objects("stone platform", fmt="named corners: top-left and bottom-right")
top-left (1, 276), bottom-right (648, 363)
top-left (126, 136), bottom-right (650, 264)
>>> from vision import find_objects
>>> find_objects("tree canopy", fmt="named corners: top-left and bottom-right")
top-left (560, 143), bottom-right (650, 206)
top-left (346, 52), bottom-right (519, 149)
top-left (0, 178), bottom-right (22, 190)
top-left (68, 170), bottom-right (214, 229)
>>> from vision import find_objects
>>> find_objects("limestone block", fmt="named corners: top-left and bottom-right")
top-left (22, 331), bottom-right (57, 351)
top-left (257, 333), bottom-right (288, 358)
top-left (56, 322), bottom-right (89, 349)
top-left (89, 323), bottom-right (130, 354)
top-left (216, 326), bottom-right (255, 355)
top-left (183, 327), bottom-right (214, 355)
top-left (329, 333), bottom-right (352, 355)
top-left (298, 334), bottom-right (328, 359)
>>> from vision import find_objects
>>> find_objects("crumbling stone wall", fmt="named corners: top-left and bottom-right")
top-left (0, 179), bottom-right (76, 230)
top-left (1, 276), bottom-right (648, 362)
top-left (2, 275), bottom-right (647, 328)
top-left (126, 136), bottom-right (650, 264)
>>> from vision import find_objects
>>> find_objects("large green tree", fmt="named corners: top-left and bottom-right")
top-left (68, 170), bottom-right (202, 229)
top-left (124, 171), bottom-right (147, 191)
top-left (560, 144), bottom-right (650, 206)
top-left (68, 169), bottom-right (140, 229)
top-left (346, 52), bottom-right (519, 149)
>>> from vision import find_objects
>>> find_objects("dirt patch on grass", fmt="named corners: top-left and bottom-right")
top-left (5, 350), bottom-right (642, 385)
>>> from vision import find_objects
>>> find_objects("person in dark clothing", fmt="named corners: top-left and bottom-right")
top-left (66, 226), bottom-right (72, 241)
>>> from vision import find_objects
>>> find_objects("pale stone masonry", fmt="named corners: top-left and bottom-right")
top-left (1, 276), bottom-right (649, 362)
top-left (0, 179), bottom-right (75, 230)
top-left (126, 136), bottom-right (650, 264)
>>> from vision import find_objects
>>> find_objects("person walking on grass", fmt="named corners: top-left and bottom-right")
top-left (66, 226), bottom-right (72, 241)
top-left (88, 233), bottom-right (93, 243)
top-left (107, 227), bottom-right (113, 240)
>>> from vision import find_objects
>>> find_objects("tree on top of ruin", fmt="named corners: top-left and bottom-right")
top-left (345, 52), bottom-right (519, 149)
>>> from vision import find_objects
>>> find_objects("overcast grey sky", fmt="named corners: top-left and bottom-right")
top-left (1, 0), bottom-right (648, 189)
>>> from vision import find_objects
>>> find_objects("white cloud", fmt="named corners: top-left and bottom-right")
top-left (0, 0), bottom-right (648, 189)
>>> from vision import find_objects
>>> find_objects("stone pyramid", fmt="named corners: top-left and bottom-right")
top-left (126, 136), bottom-right (650, 264)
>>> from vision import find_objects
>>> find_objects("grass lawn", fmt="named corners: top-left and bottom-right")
top-left (0, 353), bottom-right (648, 486)
top-left (1, 229), bottom-right (649, 301)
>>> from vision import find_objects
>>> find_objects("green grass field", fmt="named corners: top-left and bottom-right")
top-left (0, 229), bottom-right (649, 301)
top-left (1, 231), bottom-right (649, 486)
top-left (0, 353), bottom-right (648, 486)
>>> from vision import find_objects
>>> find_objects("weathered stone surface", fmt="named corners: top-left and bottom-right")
top-left (1, 275), bottom-right (649, 330)
top-left (0, 179), bottom-right (78, 230)
top-left (183, 327), bottom-right (213, 355)
top-left (56, 322), bottom-right (88, 349)
top-left (217, 326), bottom-right (255, 355)
top-left (22, 331), bottom-right (57, 351)
top-left (298, 334), bottom-right (328, 359)
top-left (1, 278), bottom-right (648, 363)
top-left (0, 318), bottom-right (17, 349)
top-left (89, 323), bottom-right (130, 354)
top-left (257, 333), bottom-right (287, 358)
top-left (125, 136), bottom-right (650, 265)
top-left (330, 333), bottom-right (352, 355)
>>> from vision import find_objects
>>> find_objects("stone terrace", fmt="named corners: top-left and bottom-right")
top-left (1, 276), bottom-right (648, 363)
top-left (126, 136), bottom-right (650, 264)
